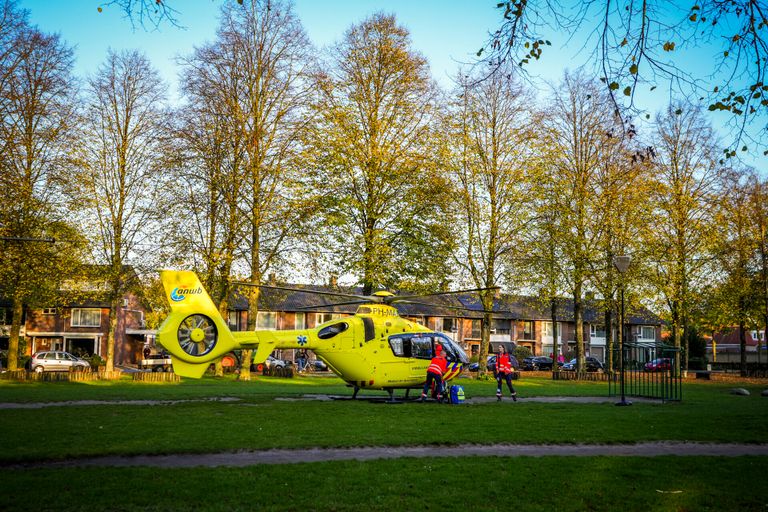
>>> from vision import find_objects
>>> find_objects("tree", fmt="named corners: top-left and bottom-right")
top-left (711, 168), bottom-right (761, 376)
top-left (220, 0), bottom-right (316, 379)
top-left (0, 17), bottom-right (82, 371)
top-left (483, 1), bottom-right (768, 156)
top-left (539, 72), bottom-right (625, 373)
top-left (748, 175), bottom-right (768, 364)
top-left (310, 13), bottom-right (452, 295)
top-left (646, 104), bottom-right (721, 372)
top-left (72, 49), bottom-right (169, 372)
top-left (445, 68), bottom-right (536, 372)
top-left (173, 16), bottom-right (250, 377)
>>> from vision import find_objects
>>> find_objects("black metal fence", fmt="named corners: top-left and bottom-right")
top-left (608, 342), bottom-right (682, 402)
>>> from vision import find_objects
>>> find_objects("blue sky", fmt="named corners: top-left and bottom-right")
top-left (19, 1), bottom-right (502, 95)
top-left (16, 0), bottom-right (764, 168)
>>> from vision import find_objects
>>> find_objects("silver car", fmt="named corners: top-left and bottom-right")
top-left (30, 351), bottom-right (90, 373)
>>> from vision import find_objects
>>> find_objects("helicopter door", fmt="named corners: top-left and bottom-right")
top-left (409, 336), bottom-right (433, 379)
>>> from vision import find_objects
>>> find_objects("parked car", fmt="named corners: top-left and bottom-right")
top-left (251, 355), bottom-right (293, 372)
top-left (469, 354), bottom-right (519, 372)
top-left (522, 356), bottom-right (559, 371)
top-left (644, 358), bottom-right (672, 372)
top-left (30, 351), bottom-right (90, 373)
top-left (561, 356), bottom-right (604, 372)
top-left (139, 352), bottom-right (172, 372)
top-left (311, 359), bottom-right (328, 371)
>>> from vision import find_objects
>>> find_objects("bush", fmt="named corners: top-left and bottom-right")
top-left (514, 346), bottom-right (532, 361)
top-left (688, 356), bottom-right (708, 371)
top-left (87, 354), bottom-right (105, 370)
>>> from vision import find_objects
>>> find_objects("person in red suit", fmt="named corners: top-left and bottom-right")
top-left (421, 344), bottom-right (447, 402)
top-left (495, 345), bottom-right (517, 401)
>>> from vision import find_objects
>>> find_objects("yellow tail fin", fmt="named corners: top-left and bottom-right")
top-left (156, 270), bottom-right (240, 378)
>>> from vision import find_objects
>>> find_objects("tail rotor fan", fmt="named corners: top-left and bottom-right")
top-left (177, 314), bottom-right (218, 357)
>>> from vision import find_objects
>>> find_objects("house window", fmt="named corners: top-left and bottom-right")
top-left (71, 308), bottom-right (101, 327)
top-left (522, 321), bottom-right (534, 339)
top-left (316, 312), bottom-right (338, 325)
top-left (492, 319), bottom-right (510, 335)
top-left (471, 320), bottom-right (481, 338)
top-left (42, 308), bottom-right (56, 315)
top-left (295, 312), bottom-right (306, 330)
top-left (442, 317), bottom-right (457, 333)
top-left (227, 311), bottom-right (240, 331)
top-left (641, 326), bottom-right (655, 340)
top-left (256, 311), bottom-right (277, 330)
top-left (590, 325), bottom-right (606, 338)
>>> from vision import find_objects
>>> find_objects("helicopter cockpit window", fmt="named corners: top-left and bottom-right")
top-left (436, 333), bottom-right (470, 364)
top-left (317, 322), bottom-right (349, 340)
top-left (389, 337), bottom-right (405, 356)
top-left (388, 334), bottom-right (434, 359)
top-left (410, 337), bottom-right (433, 359)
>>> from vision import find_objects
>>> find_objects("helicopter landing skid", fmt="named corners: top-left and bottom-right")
top-left (336, 386), bottom-right (424, 404)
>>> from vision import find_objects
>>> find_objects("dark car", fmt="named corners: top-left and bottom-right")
top-left (561, 356), bottom-right (604, 372)
top-left (310, 359), bottom-right (328, 371)
top-left (469, 354), bottom-right (519, 372)
top-left (644, 358), bottom-right (671, 372)
top-left (522, 356), bottom-right (556, 371)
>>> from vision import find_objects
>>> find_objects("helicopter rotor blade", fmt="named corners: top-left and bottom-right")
top-left (293, 299), bottom-right (374, 310)
top-left (231, 281), bottom-right (368, 301)
top-left (391, 286), bottom-right (500, 302)
top-left (394, 299), bottom-right (494, 314)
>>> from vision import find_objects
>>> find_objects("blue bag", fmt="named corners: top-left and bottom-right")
top-left (449, 384), bottom-right (465, 404)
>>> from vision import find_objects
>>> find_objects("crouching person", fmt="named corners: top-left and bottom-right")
top-left (421, 344), bottom-right (447, 402)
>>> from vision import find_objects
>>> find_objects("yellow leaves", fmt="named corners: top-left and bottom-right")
top-left (663, 41), bottom-right (675, 52)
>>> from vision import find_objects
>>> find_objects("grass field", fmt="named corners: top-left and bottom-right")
top-left (1, 373), bottom-right (767, 511)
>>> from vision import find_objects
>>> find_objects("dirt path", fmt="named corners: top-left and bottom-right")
top-left (0, 395), bottom-right (664, 409)
top-left (3, 442), bottom-right (767, 469)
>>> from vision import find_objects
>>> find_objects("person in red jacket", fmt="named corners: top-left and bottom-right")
top-left (495, 345), bottom-right (517, 402)
top-left (421, 344), bottom-right (447, 402)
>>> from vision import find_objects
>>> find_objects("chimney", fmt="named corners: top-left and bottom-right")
top-left (494, 287), bottom-right (501, 299)
top-left (329, 275), bottom-right (338, 288)
top-left (268, 273), bottom-right (276, 285)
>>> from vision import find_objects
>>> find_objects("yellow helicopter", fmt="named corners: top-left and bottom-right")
top-left (157, 270), bottom-right (493, 400)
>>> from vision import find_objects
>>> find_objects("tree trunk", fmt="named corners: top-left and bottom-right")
top-left (671, 299), bottom-right (681, 375)
top-left (739, 319), bottom-right (747, 377)
top-left (478, 291), bottom-right (494, 379)
top-left (604, 307), bottom-right (613, 375)
top-left (574, 279), bottom-right (584, 374)
top-left (551, 296), bottom-right (559, 373)
top-left (105, 297), bottom-right (119, 372)
top-left (683, 315), bottom-right (690, 373)
top-left (7, 297), bottom-right (23, 371)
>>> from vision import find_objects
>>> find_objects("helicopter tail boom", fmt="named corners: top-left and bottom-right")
top-left (157, 270), bottom-right (321, 378)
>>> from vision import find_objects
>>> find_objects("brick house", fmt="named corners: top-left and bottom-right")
top-left (0, 269), bottom-right (152, 366)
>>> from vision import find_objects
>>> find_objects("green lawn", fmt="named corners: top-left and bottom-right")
top-left (1, 374), bottom-right (766, 511)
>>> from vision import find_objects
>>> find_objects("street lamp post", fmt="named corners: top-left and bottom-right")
top-left (614, 255), bottom-right (632, 407)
